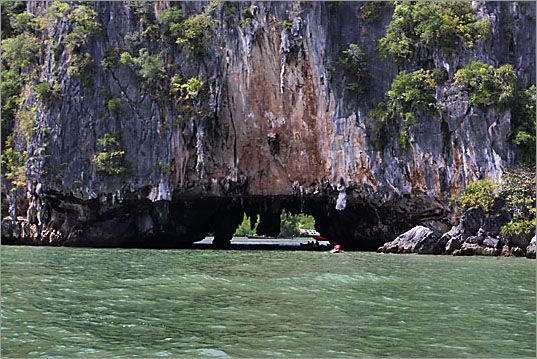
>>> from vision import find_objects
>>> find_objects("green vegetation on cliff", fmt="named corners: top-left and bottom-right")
top-left (457, 178), bottom-right (498, 213)
top-left (92, 134), bottom-right (128, 176)
top-left (369, 68), bottom-right (446, 151)
top-left (379, 1), bottom-right (491, 61)
top-left (337, 44), bottom-right (370, 95)
top-left (1, 33), bottom-right (39, 72)
top-left (120, 48), bottom-right (165, 89)
top-left (454, 61), bottom-right (516, 107)
top-left (499, 170), bottom-right (536, 239)
top-left (1, 0), bottom-right (100, 174)
top-left (175, 13), bottom-right (217, 58)
top-left (511, 85), bottom-right (536, 165)
top-left (455, 170), bottom-right (536, 240)
top-left (1, 137), bottom-right (27, 190)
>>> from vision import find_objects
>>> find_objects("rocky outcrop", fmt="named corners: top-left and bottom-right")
top-left (379, 200), bottom-right (534, 257)
top-left (1, 2), bottom-right (535, 249)
top-left (526, 237), bottom-right (536, 259)
top-left (378, 226), bottom-right (441, 255)
top-left (453, 243), bottom-right (499, 256)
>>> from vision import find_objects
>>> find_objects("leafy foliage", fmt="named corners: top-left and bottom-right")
top-left (499, 169), bottom-right (536, 239)
top-left (457, 178), bottom-right (498, 213)
top-left (1, 136), bottom-right (27, 190)
top-left (101, 47), bottom-right (121, 69)
top-left (453, 61), bottom-right (516, 107)
top-left (119, 48), bottom-right (165, 88)
top-left (16, 107), bottom-right (37, 144)
top-left (34, 82), bottom-right (61, 102)
top-left (360, 1), bottom-right (388, 22)
top-left (1, 69), bottom-right (21, 145)
top-left (1, 1), bottom-right (26, 37)
top-left (500, 218), bottom-right (536, 238)
top-left (369, 68), bottom-right (445, 151)
top-left (511, 85), bottom-right (536, 165)
top-left (297, 214), bottom-right (316, 230)
top-left (455, 170), bottom-right (535, 240)
top-left (279, 211), bottom-right (317, 237)
top-left (337, 44), bottom-right (370, 94)
top-left (92, 134), bottom-right (127, 176)
top-left (107, 98), bottom-right (121, 113)
top-left (379, 2), bottom-right (491, 61)
top-left (157, 6), bottom-right (183, 34)
top-left (276, 20), bottom-right (292, 32)
top-left (234, 214), bottom-right (259, 236)
top-left (175, 13), bottom-right (216, 58)
top-left (180, 77), bottom-right (204, 99)
top-left (10, 11), bottom-right (36, 33)
top-left (387, 69), bottom-right (442, 112)
top-left (1, 33), bottom-right (40, 71)
top-left (65, 4), bottom-right (100, 53)
top-left (279, 210), bottom-right (300, 237)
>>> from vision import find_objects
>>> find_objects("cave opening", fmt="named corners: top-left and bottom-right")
top-left (163, 195), bottom-right (388, 251)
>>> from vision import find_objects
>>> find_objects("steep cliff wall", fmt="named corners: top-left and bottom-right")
top-left (1, 1), bottom-right (535, 248)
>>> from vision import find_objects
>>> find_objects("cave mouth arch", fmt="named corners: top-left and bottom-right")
top-left (162, 195), bottom-right (390, 251)
top-left (2, 189), bottom-right (448, 250)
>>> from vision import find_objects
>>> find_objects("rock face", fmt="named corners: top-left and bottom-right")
top-left (378, 226), bottom-right (441, 254)
top-left (526, 237), bottom-right (536, 259)
top-left (1, 2), bottom-right (535, 248)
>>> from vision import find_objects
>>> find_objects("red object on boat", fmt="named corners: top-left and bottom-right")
top-left (311, 235), bottom-right (328, 241)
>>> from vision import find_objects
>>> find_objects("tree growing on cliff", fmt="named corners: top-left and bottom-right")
top-left (369, 68), bottom-right (446, 151)
top-left (337, 43), bottom-right (370, 95)
top-left (454, 61), bottom-right (516, 107)
top-left (175, 13), bottom-right (217, 58)
top-left (379, 1), bottom-right (491, 61)
top-left (92, 134), bottom-right (128, 176)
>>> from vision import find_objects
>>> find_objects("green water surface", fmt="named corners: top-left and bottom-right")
top-left (1, 246), bottom-right (535, 357)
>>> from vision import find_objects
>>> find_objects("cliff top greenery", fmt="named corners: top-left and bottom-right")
top-left (379, 1), bottom-right (491, 61)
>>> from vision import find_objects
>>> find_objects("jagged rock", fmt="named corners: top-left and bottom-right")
top-left (510, 246), bottom-right (525, 257)
top-left (526, 236), bottom-right (536, 259)
top-left (445, 237), bottom-right (461, 254)
top-left (500, 245), bottom-right (511, 257)
top-left (465, 235), bottom-right (482, 245)
top-left (453, 243), bottom-right (499, 256)
top-left (459, 208), bottom-right (486, 239)
top-left (441, 207), bottom-right (486, 247)
top-left (482, 236), bottom-right (501, 249)
top-left (421, 220), bottom-right (451, 238)
top-left (378, 226), bottom-right (441, 254)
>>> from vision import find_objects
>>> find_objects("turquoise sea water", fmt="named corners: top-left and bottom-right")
top-left (1, 246), bottom-right (535, 357)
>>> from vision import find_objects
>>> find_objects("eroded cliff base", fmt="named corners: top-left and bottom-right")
top-left (1, 187), bottom-right (450, 250)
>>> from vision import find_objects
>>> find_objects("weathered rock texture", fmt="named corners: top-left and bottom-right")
top-left (377, 226), bottom-right (441, 254)
top-left (1, 1), bottom-right (535, 248)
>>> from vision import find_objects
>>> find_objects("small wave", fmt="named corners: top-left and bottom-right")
top-left (315, 273), bottom-right (393, 283)
top-left (208, 325), bottom-right (226, 329)
top-left (193, 348), bottom-right (229, 357)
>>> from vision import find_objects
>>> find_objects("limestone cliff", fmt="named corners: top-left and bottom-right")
top-left (1, 1), bottom-right (535, 248)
